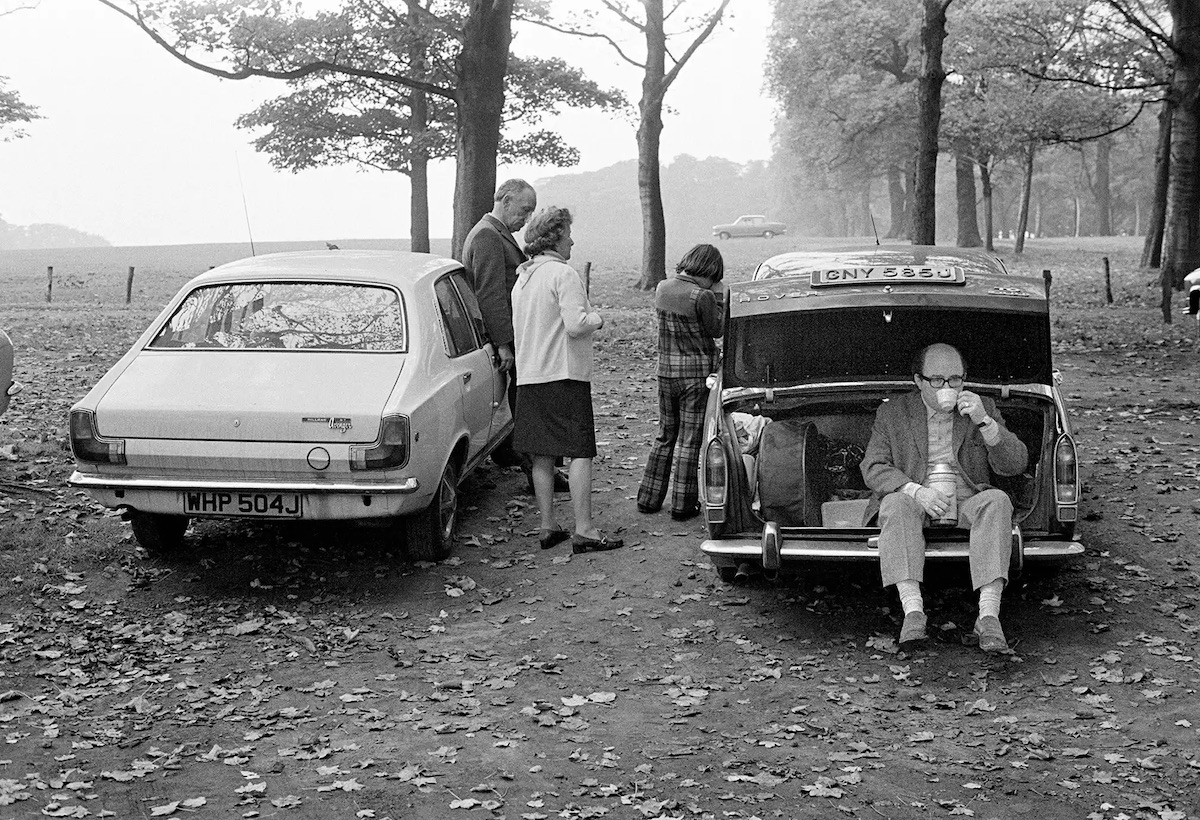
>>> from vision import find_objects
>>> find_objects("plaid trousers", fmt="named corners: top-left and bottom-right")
top-left (638, 376), bottom-right (709, 513)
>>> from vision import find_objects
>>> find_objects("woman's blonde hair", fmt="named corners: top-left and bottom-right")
top-left (523, 206), bottom-right (573, 257)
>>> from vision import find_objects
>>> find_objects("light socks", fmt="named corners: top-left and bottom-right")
top-left (978, 580), bottom-right (1003, 620)
top-left (896, 580), bottom-right (924, 614)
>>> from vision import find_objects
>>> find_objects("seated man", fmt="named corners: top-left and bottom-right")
top-left (860, 343), bottom-right (1027, 652)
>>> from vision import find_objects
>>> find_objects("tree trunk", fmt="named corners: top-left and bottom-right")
top-left (1015, 143), bottom-right (1035, 255)
top-left (1161, 0), bottom-right (1200, 321)
top-left (913, 0), bottom-right (951, 245)
top-left (451, 0), bottom-right (512, 260)
top-left (635, 0), bottom-right (668, 291)
top-left (1074, 197), bottom-right (1081, 237)
top-left (860, 183), bottom-right (874, 238)
top-left (1094, 135), bottom-right (1112, 235)
top-left (409, 90), bottom-right (431, 253)
top-left (954, 152), bottom-right (982, 247)
top-left (886, 166), bottom-right (906, 238)
top-left (1141, 97), bottom-right (1173, 268)
top-left (979, 157), bottom-right (994, 252)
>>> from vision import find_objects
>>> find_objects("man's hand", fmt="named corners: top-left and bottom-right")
top-left (496, 344), bottom-right (515, 374)
top-left (956, 390), bottom-right (989, 424)
top-left (914, 486), bottom-right (953, 518)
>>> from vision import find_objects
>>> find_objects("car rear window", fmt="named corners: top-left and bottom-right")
top-left (150, 282), bottom-right (406, 351)
top-left (725, 306), bottom-right (1052, 387)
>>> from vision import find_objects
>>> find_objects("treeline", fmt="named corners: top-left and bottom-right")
top-left (0, 218), bottom-right (110, 251)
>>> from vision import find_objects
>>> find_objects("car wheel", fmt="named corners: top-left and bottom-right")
top-left (404, 460), bottom-right (459, 562)
top-left (762, 231), bottom-right (775, 239)
top-left (129, 511), bottom-right (189, 554)
top-left (718, 232), bottom-right (731, 240)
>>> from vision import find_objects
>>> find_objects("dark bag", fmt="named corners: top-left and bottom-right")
top-left (757, 420), bottom-right (825, 526)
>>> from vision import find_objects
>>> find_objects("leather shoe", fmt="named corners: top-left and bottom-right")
top-left (898, 611), bottom-right (928, 646)
top-left (571, 533), bottom-right (624, 553)
top-left (637, 503), bottom-right (660, 514)
top-left (538, 528), bottom-right (570, 550)
top-left (971, 615), bottom-right (1009, 653)
top-left (670, 505), bottom-right (701, 521)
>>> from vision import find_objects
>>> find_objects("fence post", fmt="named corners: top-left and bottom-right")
top-left (46, 266), bottom-right (53, 303)
top-left (1103, 256), bottom-right (1113, 304)
top-left (1042, 268), bottom-right (1052, 296)
top-left (583, 261), bottom-right (592, 295)
top-left (126, 266), bottom-right (135, 304)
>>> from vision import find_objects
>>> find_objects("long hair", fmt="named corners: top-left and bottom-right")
top-left (676, 243), bottom-right (724, 282)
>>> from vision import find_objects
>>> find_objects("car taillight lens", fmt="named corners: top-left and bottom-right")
top-left (350, 415), bottom-right (409, 471)
top-left (703, 438), bottom-right (727, 507)
top-left (69, 409), bottom-right (126, 465)
top-left (1054, 434), bottom-right (1078, 507)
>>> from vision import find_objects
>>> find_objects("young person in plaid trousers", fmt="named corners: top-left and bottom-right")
top-left (637, 244), bottom-right (726, 520)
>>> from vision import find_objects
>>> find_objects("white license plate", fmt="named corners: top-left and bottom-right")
top-left (183, 491), bottom-right (303, 518)
top-left (811, 266), bottom-right (965, 286)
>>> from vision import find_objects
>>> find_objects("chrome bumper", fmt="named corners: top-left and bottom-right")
top-left (701, 534), bottom-right (1084, 563)
top-left (68, 471), bottom-right (421, 495)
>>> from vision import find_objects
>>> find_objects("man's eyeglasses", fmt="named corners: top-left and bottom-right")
top-left (918, 374), bottom-right (965, 388)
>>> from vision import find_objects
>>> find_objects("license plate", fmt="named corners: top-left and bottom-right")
top-left (811, 266), bottom-right (965, 286)
top-left (183, 491), bottom-right (303, 518)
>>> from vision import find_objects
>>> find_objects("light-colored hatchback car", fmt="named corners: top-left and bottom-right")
top-left (698, 245), bottom-right (1083, 583)
top-left (68, 250), bottom-right (512, 561)
top-left (712, 215), bottom-right (788, 240)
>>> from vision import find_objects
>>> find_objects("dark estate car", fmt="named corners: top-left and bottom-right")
top-left (698, 245), bottom-right (1083, 583)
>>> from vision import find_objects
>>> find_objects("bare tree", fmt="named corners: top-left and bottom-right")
top-left (533, 0), bottom-right (731, 290)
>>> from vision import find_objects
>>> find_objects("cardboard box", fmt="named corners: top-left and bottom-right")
top-left (821, 498), bottom-right (871, 528)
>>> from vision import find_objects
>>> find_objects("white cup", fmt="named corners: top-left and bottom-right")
top-left (935, 387), bottom-right (959, 413)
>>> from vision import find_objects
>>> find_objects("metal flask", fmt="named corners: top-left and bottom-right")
top-left (926, 462), bottom-right (959, 526)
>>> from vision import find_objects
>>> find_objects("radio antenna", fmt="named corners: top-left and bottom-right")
top-left (234, 152), bottom-right (257, 257)
top-left (869, 209), bottom-right (880, 245)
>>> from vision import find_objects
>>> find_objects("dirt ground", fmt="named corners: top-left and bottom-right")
top-left (1, 240), bottom-right (1198, 820)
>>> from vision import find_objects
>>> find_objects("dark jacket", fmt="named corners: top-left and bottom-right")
top-left (462, 214), bottom-right (526, 348)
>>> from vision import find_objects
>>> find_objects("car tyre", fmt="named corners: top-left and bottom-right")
top-left (129, 511), bottom-right (189, 554)
top-left (404, 459), bottom-right (458, 562)
top-left (718, 231), bottom-right (731, 240)
top-left (762, 231), bottom-right (775, 239)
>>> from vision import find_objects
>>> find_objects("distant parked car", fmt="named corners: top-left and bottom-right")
top-left (698, 245), bottom-right (1082, 583)
top-left (712, 215), bottom-right (788, 240)
top-left (68, 250), bottom-right (513, 561)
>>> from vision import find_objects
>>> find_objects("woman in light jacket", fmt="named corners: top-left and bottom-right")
top-left (511, 206), bottom-right (624, 553)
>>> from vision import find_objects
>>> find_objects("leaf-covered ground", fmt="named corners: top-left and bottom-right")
top-left (0, 237), bottom-right (1197, 820)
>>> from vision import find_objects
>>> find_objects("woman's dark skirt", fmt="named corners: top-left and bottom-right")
top-left (514, 379), bottom-right (596, 458)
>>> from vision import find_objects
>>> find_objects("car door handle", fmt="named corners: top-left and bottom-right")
top-left (462, 373), bottom-right (472, 384)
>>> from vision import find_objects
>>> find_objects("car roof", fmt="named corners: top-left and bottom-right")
top-left (182, 250), bottom-right (464, 289)
top-left (733, 244), bottom-right (1045, 318)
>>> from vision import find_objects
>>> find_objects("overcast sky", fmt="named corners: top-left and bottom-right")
top-left (0, 0), bottom-right (776, 247)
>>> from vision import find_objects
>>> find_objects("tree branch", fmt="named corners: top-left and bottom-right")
top-left (662, 0), bottom-right (731, 92)
top-left (519, 16), bottom-right (645, 69)
top-left (92, 0), bottom-right (457, 100)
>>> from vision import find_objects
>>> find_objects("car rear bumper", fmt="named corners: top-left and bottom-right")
top-left (69, 471), bottom-right (423, 520)
top-left (701, 532), bottom-right (1083, 565)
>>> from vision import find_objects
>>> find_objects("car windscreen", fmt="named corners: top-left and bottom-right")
top-left (725, 306), bottom-right (1052, 387)
top-left (149, 282), bottom-right (407, 352)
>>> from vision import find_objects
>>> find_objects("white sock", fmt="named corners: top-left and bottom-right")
top-left (978, 580), bottom-right (1003, 620)
top-left (896, 580), bottom-right (924, 615)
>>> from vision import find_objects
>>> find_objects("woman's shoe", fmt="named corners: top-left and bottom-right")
top-left (538, 528), bottom-right (570, 550)
top-left (670, 504), bottom-right (701, 521)
top-left (571, 533), bottom-right (624, 553)
top-left (636, 503), bottom-right (660, 514)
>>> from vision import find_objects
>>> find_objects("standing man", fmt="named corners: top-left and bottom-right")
top-left (462, 179), bottom-right (567, 492)
top-left (860, 343), bottom-right (1027, 653)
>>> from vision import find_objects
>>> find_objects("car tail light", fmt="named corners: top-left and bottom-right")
top-left (69, 409), bottom-right (126, 465)
top-left (1054, 434), bottom-right (1078, 509)
top-left (703, 438), bottom-right (727, 507)
top-left (350, 415), bottom-right (409, 470)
